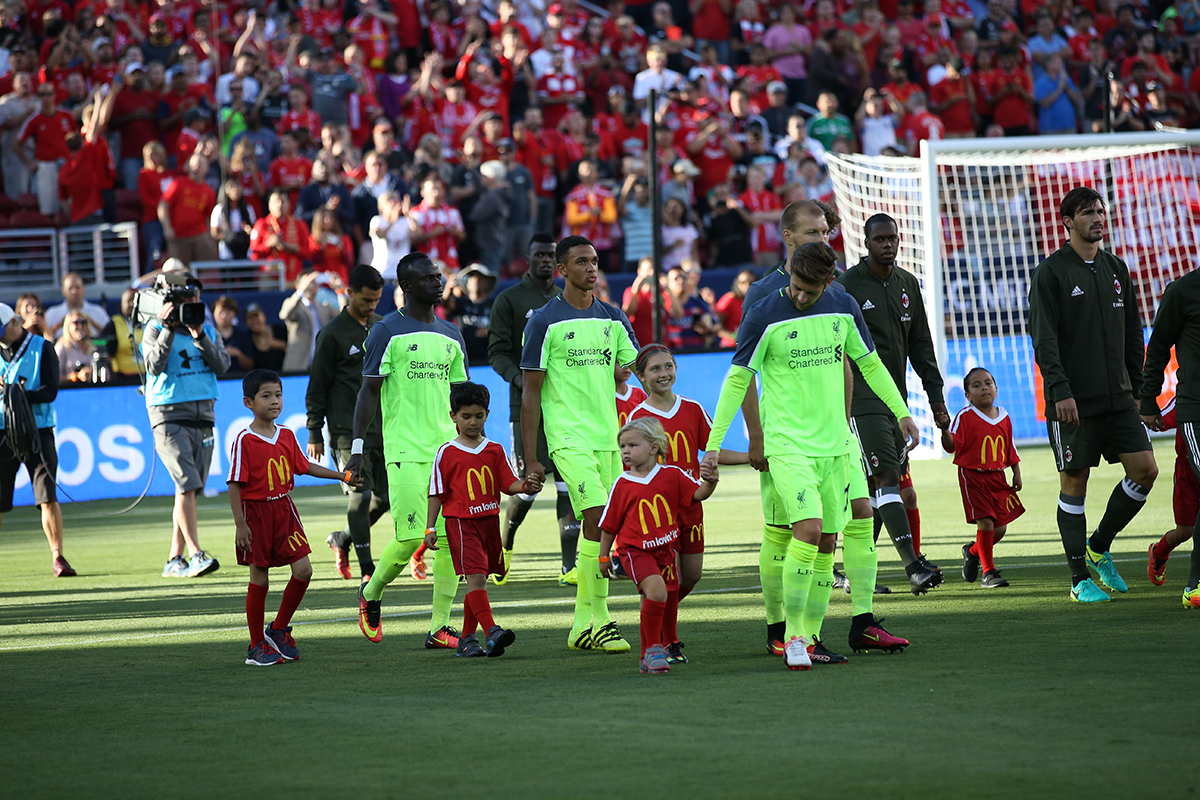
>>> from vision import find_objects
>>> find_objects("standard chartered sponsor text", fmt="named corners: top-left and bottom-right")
top-left (565, 347), bottom-right (612, 367)
top-left (407, 361), bottom-right (452, 379)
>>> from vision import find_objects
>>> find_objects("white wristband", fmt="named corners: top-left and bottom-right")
top-left (350, 438), bottom-right (364, 455)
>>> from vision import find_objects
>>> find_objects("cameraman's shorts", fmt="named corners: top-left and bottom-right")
top-left (0, 428), bottom-right (57, 511)
top-left (154, 422), bottom-right (214, 495)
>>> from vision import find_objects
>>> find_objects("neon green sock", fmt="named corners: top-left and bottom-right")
top-left (782, 538), bottom-right (818, 641)
top-left (364, 538), bottom-right (419, 601)
top-left (759, 525), bottom-right (791, 625)
top-left (428, 544), bottom-right (458, 633)
top-left (580, 538), bottom-right (611, 627)
top-left (803, 551), bottom-right (835, 641)
top-left (842, 517), bottom-right (877, 618)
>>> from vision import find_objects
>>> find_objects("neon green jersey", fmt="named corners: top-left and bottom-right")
top-left (362, 310), bottom-right (469, 462)
top-left (520, 295), bottom-right (640, 453)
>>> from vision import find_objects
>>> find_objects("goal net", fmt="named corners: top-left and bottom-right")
top-left (825, 132), bottom-right (1200, 454)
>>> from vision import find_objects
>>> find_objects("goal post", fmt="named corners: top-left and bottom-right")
top-left (826, 131), bottom-right (1200, 455)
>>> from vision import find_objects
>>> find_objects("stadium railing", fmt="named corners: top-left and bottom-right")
top-left (57, 221), bottom-right (140, 289)
top-left (0, 227), bottom-right (58, 295)
top-left (165, 260), bottom-right (288, 293)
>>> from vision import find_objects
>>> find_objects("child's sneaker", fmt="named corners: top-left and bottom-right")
top-left (485, 625), bottom-right (516, 657)
top-left (783, 636), bottom-right (812, 671)
top-left (639, 644), bottom-right (670, 674)
top-left (980, 569), bottom-right (1009, 588)
top-left (455, 633), bottom-right (485, 657)
top-left (187, 550), bottom-right (219, 577)
top-left (425, 625), bottom-right (459, 649)
top-left (961, 542), bottom-right (980, 583)
top-left (1148, 542), bottom-right (1169, 586)
top-left (52, 555), bottom-right (76, 577)
top-left (665, 641), bottom-right (688, 664)
top-left (161, 556), bottom-right (189, 578)
top-left (263, 622), bottom-right (299, 661)
top-left (246, 640), bottom-right (284, 666)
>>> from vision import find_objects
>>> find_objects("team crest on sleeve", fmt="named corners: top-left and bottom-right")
top-left (901, 291), bottom-right (910, 309)
top-left (870, 455), bottom-right (880, 468)
top-left (1113, 279), bottom-right (1121, 295)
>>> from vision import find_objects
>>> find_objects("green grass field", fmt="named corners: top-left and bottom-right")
top-left (2, 441), bottom-right (1198, 799)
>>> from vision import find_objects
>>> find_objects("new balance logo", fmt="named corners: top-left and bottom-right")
top-left (563, 331), bottom-right (575, 340)
top-left (408, 344), bottom-right (419, 352)
top-left (862, 300), bottom-right (875, 310)
top-left (786, 330), bottom-right (798, 339)
top-left (1071, 286), bottom-right (1084, 297)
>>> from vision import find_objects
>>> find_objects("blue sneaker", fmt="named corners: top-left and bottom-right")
top-left (1070, 578), bottom-right (1111, 603)
top-left (1086, 546), bottom-right (1128, 593)
top-left (263, 622), bottom-right (299, 661)
top-left (245, 640), bottom-right (284, 666)
top-left (161, 556), bottom-right (189, 578)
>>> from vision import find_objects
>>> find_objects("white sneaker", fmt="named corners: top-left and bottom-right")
top-left (161, 556), bottom-right (189, 578)
top-left (187, 550), bottom-right (219, 577)
top-left (784, 635), bottom-right (812, 671)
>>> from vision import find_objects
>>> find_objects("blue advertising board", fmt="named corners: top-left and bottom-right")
top-left (11, 351), bottom-right (750, 505)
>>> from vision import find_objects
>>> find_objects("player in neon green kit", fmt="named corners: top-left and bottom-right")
top-left (347, 253), bottom-right (469, 646)
top-left (521, 235), bottom-right (640, 652)
top-left (703, 243), bottom-right (918, 670)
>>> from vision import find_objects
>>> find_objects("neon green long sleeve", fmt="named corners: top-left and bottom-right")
top-left (705, 366), bottom-right (754, 452)
top-left (856, 351), bottom-right (912, 422)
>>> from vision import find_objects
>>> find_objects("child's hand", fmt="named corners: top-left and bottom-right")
top-left (523, 475), bottom-right (542, 494)
top-left (699, 460), bottom-right (719, 482)
top-left (598, 555), bottom-right (613, 578)
top-left (234, 522), bottom-right (252, 551)
top-left (1011, 469), bottom-right (1022, 493)
top-left (424, 528), bottom-right (438, 550)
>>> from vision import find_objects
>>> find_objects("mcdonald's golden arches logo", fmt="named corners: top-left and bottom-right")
top-left (666, 430), bottom-right (691, 464)
top-left (466, 466), bottom-right (495, 501)
top-left (689, 523), bottom-right (703, 543)
top-left (286, 531), bottom-right (309, 551)
top-left (267, 456), bottom-right (292, 492)
top-left (981, 435), bottom-right (1006, 464)
top-left (1005, 494), bottom-right (1021, 510)
top-left (638, 494), bottom-right (674, 533)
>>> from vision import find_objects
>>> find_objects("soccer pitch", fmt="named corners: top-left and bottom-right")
top-left (2, 441), bottom-right (1197, 799)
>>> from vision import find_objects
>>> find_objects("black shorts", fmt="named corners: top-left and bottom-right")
top-left (0, 428), bottom-right (58, 511)
top-left (334, 444), bottom-right (388, 497)
top-left (1046, 405), bottom-right (1152, 471)
top-left (850, 413), bottom-right (908, 477)
top-left (510, 417), bottom-right (556, 478)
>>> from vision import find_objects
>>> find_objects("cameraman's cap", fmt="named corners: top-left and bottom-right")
top-left (162, 257), bottom-right (188, 273)
top-left (0, 303), bottom-right (14, 327)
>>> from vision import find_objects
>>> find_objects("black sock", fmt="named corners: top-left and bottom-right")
top-left (346, 492), bottom-right (374, 575)
top-left (767, 620), bottom-right (785, 641)
top-left (872, 510), bottom-right (882, 545)
top-left (368, 493), bottom-right (390, 526)
top-left (502, 494), bottom-right (534, 550)
top-left (1090, 478), bottom-right (1149, 553)
top-left (1057, 492), bottom-right (1089, 583)
top-left (875, 487), bottom-right (917, 567)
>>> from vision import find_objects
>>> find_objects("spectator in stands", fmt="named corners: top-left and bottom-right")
top-left (0, 73), bottom-right (38, 200)
top-left (618, 172), bottom-right (653, 272)
top-left (101, 288), bottom-right (143, 381)
top-left (564, 159), bottom-right (619, 272)
top-left (1035, 55), bottom-right (1082, 135)
top-left (268, 130), bottom-right (314, 208)
top-left (295, 158), bottom-right (355, 233)
top-left (899, 91), bottom-right (946, 153)
top-left (46, 272), bottom-right (111, 338)
top-left (212, 294), bottom-right (254, 374)
top-left (740, 163), bottom-right (783, 265)
top-left (807, 92), bottom-right (855, 150)
top-left (990, 47), bottom-right (1035, 136)
top-left (138, 142), bottom-right (170, 265)
top-left (1028, 13), bottom-right (1072, 81)
top-left (622, 257), bottom-right (670, 345)
top-left (0, 303), bottom-right (74, 576)
top-left (409, 175), bottom-right (466, 271)
top-left (763, 5), bottom-right (811, 106)
top-left (56, 311), bottom-right (96, 383)
top-left (17, 294), bottom-right (51, 340)
top-left (1081, 38), bottom-right (1117, 131)
top-left (210, 179), bottom-right (256, 261)
top-left (633, 45), bottom-right (684, 115)
top-left (856, 87), bottom-right (901, 155)
top-left (249, 188), bottom-right (312, 286)
top-left (111, 64), bottom-right (159, 191)
top-left (280, 270), bottom-right (339, 373)
top-left (18, 80), bottom-right (75, 216)
top-left (353, 151), bottom-right (405, 246)
top-left (930, 58), bottom-right (978, 138)
top-left (471, 160), bottom-right (511, 272)
top-left (1104, 4), bottom-right (1142, 61)
top-left (664, 263), bottom-right (716, 350)
top-left (364, 190), bottom-right (409, 281)
top-left (714, 268), bottom-right (755, 346)
top-left (705, 182), bottom-right (755, 268)
top-left (288, 43), bottom-right (365, 128)
top-left (363, 118), bottom-right (409, 175)
top-left (277, 84), bottom-right (321, 151)
top-left (244, 302), bottom-right (286, 372)
top-left (662, 196), bottom-right (700, 270)
top-left (216, 52), bottom-right (260, 107)
top-left (773, 111), bottom-right (824, 162)
top-left (160, 153), bottom-right (219, 267)
top-left (442, 262), bottom-right (496, 366)
top-left (159, 69), bottom-right (209, 168)
top-left (227, 109), bottom-right (279, 177)
top-left (497, 139), bottom-right (535, 272)
top-left (309, 207), bottom-right (354, 284)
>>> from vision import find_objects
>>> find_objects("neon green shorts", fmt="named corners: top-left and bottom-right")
top-left (760, 470), bottom-right (790, 529)
top-left (767, 452), bottom-right (851, 534)
top-left (551, 447), bottom-right (622, 520)
top-left (386, 460), bottom-right (444, 541)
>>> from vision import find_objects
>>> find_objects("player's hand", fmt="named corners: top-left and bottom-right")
top-left (598, 556), bottom-right (613, 578)
top-left (1141, 413), bottom-right (1163, 432)
top-left (234, 522), bottom-right (252, 551)
top-left (525, 459), bottom-right (546, 486)
top-left (930, 402), bottom-right (951, 430)
top-left (343, 453), bottom-right (363, 486)
top-left (1055, 397), bottom-right (1079, 426)
top-left (900, 416), bottom-right (921, 452)
top-left (424, 529), bottom-right (438, 550)
top-left (748, 436), bottom-right (768, 472)
top-left (523, 475), bottom-right (542, 494)
top-left (307, 441), bottom-right (325, 461)
top-left (699, 459), bottom-right (719, 482)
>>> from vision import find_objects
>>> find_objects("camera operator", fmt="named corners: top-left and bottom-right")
top-left (0, 303), bottom-right (74, 577)
top-left (141, 275), bottom-right (230, 578)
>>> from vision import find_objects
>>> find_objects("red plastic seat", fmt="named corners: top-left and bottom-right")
top-left (9, 209), bottom-right (55, 228)
top-left (15, 192), bottom-right (38, 209)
